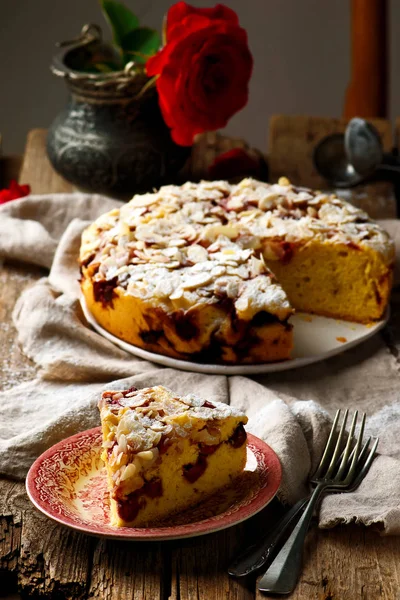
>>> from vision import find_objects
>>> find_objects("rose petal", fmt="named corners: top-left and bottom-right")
top-left (0, 180), bottom-right (30, 204)
top-left (147, 16), bottom-right (211, 76)
top-left (166, 2), bottom-right (239, 41)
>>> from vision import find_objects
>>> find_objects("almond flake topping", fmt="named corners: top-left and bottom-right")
top-left (99, 386), bottom-right (248, 492)
top-left (81, 178), bottom-right (394, 320)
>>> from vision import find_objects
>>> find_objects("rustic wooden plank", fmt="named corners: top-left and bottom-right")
top-left (170, 527), bottom-right (254, 600)
top-left (255, 524), bottom-right (400, 600)
top-left (0, 474), bottom-right (91, 599)
top-left (169, 501), bottom-right (286, 600)
top-left (88, 539), bottom-right (164, 600)
top-left (19, 129), bottom-right (74, 195)
top-left (18, 506), bottom-right (92, 599)
top-left (0, 481), bottom-right (22, 594)
top-left (268, 115), bottom-right (396, 219)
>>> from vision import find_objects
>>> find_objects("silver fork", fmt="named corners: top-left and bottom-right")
top-left (229, 409), bottom-right (375, 578)
top-left (228, 420), bottom-right (374, 577)
top-left (258, 409), bottom-right (379, 595)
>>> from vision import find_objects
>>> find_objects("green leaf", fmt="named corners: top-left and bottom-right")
top-left (121, 27), bottom-right (161, 64)
top-left (100, 0), bottom-right (140, 46)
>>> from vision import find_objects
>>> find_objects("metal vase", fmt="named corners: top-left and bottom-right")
top-left (47, 26), bottom-right (190, 199)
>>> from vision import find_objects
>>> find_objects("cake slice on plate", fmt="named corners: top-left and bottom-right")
top-left (99, 385), bottom-right (248, 527)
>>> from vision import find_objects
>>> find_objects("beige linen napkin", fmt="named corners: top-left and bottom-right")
top-left (0, 194), bottom-right (400, 534)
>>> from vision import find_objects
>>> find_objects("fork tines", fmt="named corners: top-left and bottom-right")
top-left (312, 409), bottom-right (377, 487)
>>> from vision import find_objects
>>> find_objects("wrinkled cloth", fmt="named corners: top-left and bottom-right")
top-left (0, 193), bottom-right (399, 533)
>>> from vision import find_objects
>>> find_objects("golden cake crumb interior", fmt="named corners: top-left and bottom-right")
top-left (98, 385), bottom-right (248, 527)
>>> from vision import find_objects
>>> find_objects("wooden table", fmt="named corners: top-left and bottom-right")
top-left (1, 130), bottom-right (400, 600)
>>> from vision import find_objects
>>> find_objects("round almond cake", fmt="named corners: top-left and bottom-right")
top-left (80, 177), bottom-right (394, 364)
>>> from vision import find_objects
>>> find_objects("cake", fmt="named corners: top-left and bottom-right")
top-left (98, 385), bottom-right (248, 527)
top-left (80, 177), bottom-right (394, 364)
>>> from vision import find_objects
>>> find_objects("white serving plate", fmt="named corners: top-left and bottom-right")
top-left (80, 296), bottom-right (388, 375)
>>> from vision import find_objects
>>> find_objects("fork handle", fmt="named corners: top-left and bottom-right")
top-left (258, 482), bottom-right (326, 594)
top-left (228, 496), bottom-right (309, 577)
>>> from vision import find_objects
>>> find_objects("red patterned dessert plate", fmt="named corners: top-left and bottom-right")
top-left (26, 428), bottom-right (281, 541)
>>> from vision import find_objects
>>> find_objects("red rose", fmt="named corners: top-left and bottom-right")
top-left (146, 2), bottom-right (253, 146)
top-left (0, 180), bottom-right (30, 205)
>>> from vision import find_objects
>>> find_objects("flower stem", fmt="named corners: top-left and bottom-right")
top-left (134, 75), bottom-right (158, 100)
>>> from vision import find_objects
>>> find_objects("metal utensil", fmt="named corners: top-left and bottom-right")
top-left (313, 118), bottom-right (400, 188)
top-left (258, 410), bottom-right (379, 595)
top-left (228, 497), bottom-right (309, 578)
top-left (229, 412), bottom-right (372, 578)
top-left (344, 118), bottom-right (384, 177)
top-left (345, 117), bottom-right (400, 178)
top-left (229, 431), bottom-right (372, 578)
top-left (313, 133), bottom-right (365, 187)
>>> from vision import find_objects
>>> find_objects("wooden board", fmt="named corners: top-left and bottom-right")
top-left (0, 128), bottom-right (399, 599)
top-left (19, 129), bottom-right (74, 195)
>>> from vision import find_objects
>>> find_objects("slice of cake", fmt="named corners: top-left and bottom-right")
top-left (99, 385), bottom-right (248, 527)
